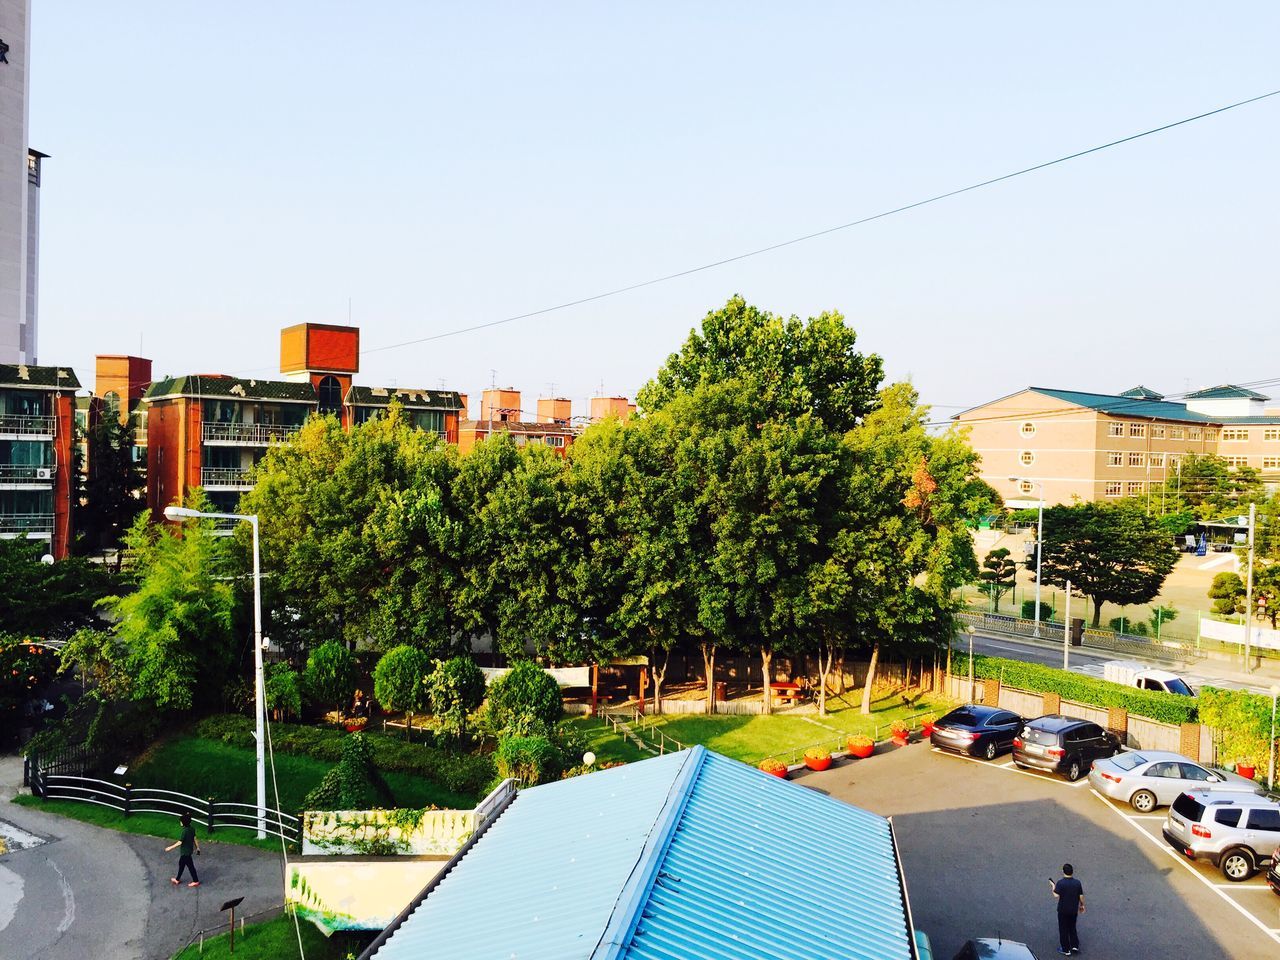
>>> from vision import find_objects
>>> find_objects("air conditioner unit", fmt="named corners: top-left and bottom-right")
top-left (35, 468), bottom-right (52, 480)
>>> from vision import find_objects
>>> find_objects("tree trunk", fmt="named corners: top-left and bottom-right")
top-left (860, 641), bottom-right (881, 716)
top-left (405, 711), bottom-right (413, 741)
top-left (1091, 598), bottom-right (1103, 628)
top-left (651, 646), bottom-right (670, 716)
top-left (700, 642), bottom-right (717, 715)
top-left (760, 647), bottom-right (773, 716)
top-left (817, 640), bottom-right (835, 717)
top-left (833, 649), bottom-right (846, 695)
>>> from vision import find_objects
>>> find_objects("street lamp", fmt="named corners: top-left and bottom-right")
top-left (1010, 477), bottom-right (1045, 638)
top-left (164, 504), bottom-right (267, 839)
top-left (1269, 685), bottom-right (1279, 792)
top-left (966, 625), bottom-right (976, 697)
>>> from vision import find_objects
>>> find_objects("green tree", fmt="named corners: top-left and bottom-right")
top-left (424, 656), bottom-right (486, 740)
top-left (486, 660), bottom-right (562, 734)
top-left (1038, 502), bottom-right (1178, 627)
top-left (77, 411), bottom-right (145, 559)
top-left (303, 732), bottom-right (393, 810)
top-left (373, 644), bottom-right (430, 738)
top-left (977, 548), bottom-right (1018, 611)
top-left (265, 663), bottom-right (303, 720)
top-left (305, 640), bottom-right (357, 717)
top-left (1157, 453), bottom-right (1264, 520)
top-left (0, 538), bottom-right (114, 640)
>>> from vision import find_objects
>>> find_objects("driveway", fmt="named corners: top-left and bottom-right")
top-left (799, 739), bottom-right (1280, 959)
top-left (0, 755), bottom-right (287, 960)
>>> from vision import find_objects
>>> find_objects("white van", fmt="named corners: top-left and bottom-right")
top-left (1103, 659), bottom-right (1194, 696)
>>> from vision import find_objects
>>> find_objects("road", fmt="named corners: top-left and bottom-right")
top-left (0, 756), bottom-right (286, 960)
top-left (966, 630), bottom-right (1279, 694)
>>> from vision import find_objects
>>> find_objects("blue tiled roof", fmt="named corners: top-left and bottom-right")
top-left (996, 388), bottom-right (1280, 426)
top-left (1185, 384), bottom-right (1269, 400)
top-left (366, 746), bottom-right (915, 960)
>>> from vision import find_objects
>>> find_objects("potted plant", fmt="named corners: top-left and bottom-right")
top-left (920, 714), bottom-right (937, 737)
top-left (1236, 760), bottom-right (1257, 780)
top-left (846, 734), bottom-right (874, 759)
top-left (889, 721), bottom-right (910, 746)
top-left (803, 747), bottom-right (832, 772)
top-left (344, 716), bottom-right (368, 733)
top-left (758, 757), bottom-right (788, 779)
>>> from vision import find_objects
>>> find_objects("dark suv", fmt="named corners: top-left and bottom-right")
top-left (1012, 715), bottom-right (1121, 781)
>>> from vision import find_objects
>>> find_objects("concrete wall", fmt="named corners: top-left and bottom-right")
top-left (289, 857), bottom-right (450, 932)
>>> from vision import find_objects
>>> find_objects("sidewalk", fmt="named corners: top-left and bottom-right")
top-left (0, 754), bottom-right (288, 960)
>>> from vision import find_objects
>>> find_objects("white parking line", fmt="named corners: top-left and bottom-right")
top-left (1212, 883), bottom-right (1275, 891)
top-left (1130, 815), bottom-right (1165, 821)
top-left (1090, 789), bottom-right (1280, 946)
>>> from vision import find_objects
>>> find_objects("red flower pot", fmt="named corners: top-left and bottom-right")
top-left (847, 741), bottom-right (874, 759)
top-left (762, 766), bottom-right (787, 779)
top-left (891, 734), bottom-right (909, 747)
top-left (1237, 763), bottom-right (1256, 780)
top-left (345, 722), bottom-right (366, 733)
top-left (921, 723), bottom-right (935, 737)
top-left (804, 755), bottom-right (833, 772)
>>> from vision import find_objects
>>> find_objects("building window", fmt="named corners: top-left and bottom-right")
top-left (1168, 454), bottom-right (1181, 471)
top-left (1221, 428), bottom-right (1250, 442)
top-left (1019, 450), bottom-right (1035, 466)
top-left (1104, 482), bottom-right (1122, 497)
top-left (1129, 424), bottom-right (1146, 438)
top-left (544, 435), bottom-right (566, 448)
top-left (1019, 421), bottom-right (1036, 437)
top-left (317, 376), bottom-right (342, 416)
top-left (1189, 427), bottom-right (1202, 440)
top-left (1264, 428), bottom-right (1280, 442)
top-left (1224, 456), bottom-right (1248, 470)
top-left (1204, 428), bottom-right (1217, 441)
top-left (1128, 452), bottom-right (1144, 467)
top-left (1126, 482), bottom-right (1143, 496)
top-left (1151, 424), bottom-right (1166, 439)
top-left (1170, 426), bottom-right (1185, 440)
top-left (1150, 453), bottom-right (1165, 468)
top-left (1107, 423), bottom-right (1124, 438)
top-left (1263, 457), bottom-right (1280, 470)
top-left (1018, 480), bottom-right (1034, 495)
top-left (1107, 452), bottom-right (1123, 467)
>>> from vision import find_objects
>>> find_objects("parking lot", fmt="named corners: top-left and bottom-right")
top-left (801, 739), bottom-right (1280, 959)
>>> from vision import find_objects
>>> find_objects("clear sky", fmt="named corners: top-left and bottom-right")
top-left (27, 3), bottom-right (1280, 420)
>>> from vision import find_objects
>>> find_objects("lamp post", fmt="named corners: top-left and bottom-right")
top-left (966, 625), bottom-right (976, 699)
top-left (1010, 477), bottom-right (1044, 637)
top-left (1269, 685), bottom-right (1279, 792)
top-left (165, 505), bottom-right (266, 839)
top-left (1243, 503), bottom-right (1256, 672)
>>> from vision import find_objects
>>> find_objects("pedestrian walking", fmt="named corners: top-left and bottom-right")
top-left (1049, 862), bottom-right (1084, 955)
top-left (165, 813), bottom-right (201, 888)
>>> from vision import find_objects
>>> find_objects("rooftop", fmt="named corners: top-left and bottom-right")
top-left (461, 419), bottom-right (575, 434)
top-left (144, 374), bottom-right (318, 404)
top-left (1185, 384), bottom-right (1270, 401)
top-left (347, 385), bottom-right (464, 410)
top-left (957, 386), bottom-right (1280, 426)
top-left (365, 746), bottom-right (915, 960)
top-left (0, 364), bottom-right (81, 390)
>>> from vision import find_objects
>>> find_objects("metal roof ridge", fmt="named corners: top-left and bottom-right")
top-left (590, 744), bottom-right (708, 960)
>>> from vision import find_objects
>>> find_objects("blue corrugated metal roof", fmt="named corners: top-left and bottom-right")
top-left (366, 746), bottom-right (915, 960)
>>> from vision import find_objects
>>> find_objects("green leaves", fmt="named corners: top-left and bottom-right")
top-left (306, 640), bottom-right (358, 714)
top-left (422, 656), bottom-right (486, 739)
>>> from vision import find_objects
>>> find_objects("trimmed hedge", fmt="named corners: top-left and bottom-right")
top-left (192, 715), bottom-right (494, 799)
top-left (1198, 688), bottom-right (1273, 772)
top-left (967, 654), bottom-right (1199, 725)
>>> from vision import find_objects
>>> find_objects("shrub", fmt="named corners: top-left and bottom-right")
top-left (305, 641), bottom-right (356, 715)
top-left (966, 654), bottom-right (1198, 725)
top-left (302, 733), bottom-right (393, 811)
top-left (265, 663), bottom-right (303, 720)
top-left (1021, 600), bottom-right (1054, 621)
top-left (424, 657), bottom-right (486, 739)
top-left (486, 661), bottom-right (562, 733)
top-left (373, 646), bottom-right (431, 737)
top-left (1198, 688), bottom-right (1273, 771)
top-left (495, 734), bottom-right (558, 786)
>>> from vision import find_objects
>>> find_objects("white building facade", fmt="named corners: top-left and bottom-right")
top-left (0, 0), bottom-right (38, 365)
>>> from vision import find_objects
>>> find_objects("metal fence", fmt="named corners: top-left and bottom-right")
top-left (28, 768), bottom-right (300, 845)
top-left (958, 610), bottom-right (1200, 663)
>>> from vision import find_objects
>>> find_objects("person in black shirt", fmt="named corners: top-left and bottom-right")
top-left (165, 813), bottom-right (201, 887)
top-left (1050, 863), bottom-right (1084, 955)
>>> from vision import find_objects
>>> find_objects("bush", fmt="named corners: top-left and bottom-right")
top-left (1198, 688), bottom-right (1273, 771)
top-left (486, 661), bottom-right (562, 733)
top-left (495, 734), bottom-right (558, 785)
top-left (424, 657), bottom-right (486, 739)
top-left (304, 641), bottom-right (356, 714)
top-left (1021, 600), bottom-right (1055, 621)
top-left (373, 646), bottom-right (431, 736)
top-left (966, 654), bottom-right (1198, 725)
top-left (302, 732), bottom-right (393, 811)
top-left (265, 663), bottom-right (303, 720)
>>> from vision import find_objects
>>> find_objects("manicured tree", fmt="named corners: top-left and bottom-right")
top-left (264, 663), bottom-right (303, 721)
top-left (977, 548), bottom-right (1018, 612)
top-left (486, 660), bottom-right (562, 733)
top-left (424, 656), bottom-right (486, 740)
top-left (305, 640), bottom-right (357, 718)
top-left (373, 644), bottom-right (431, 739)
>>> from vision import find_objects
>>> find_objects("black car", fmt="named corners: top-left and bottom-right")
top-left (1266, 858), bottom-right (1279, 896)
top-left (930, 704), bottom-right (1024, 761)
top-left (1012, 715), bottom-right (1121, 781)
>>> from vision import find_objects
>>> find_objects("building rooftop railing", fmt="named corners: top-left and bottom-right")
top-left (202, 422), bottom-right (302, 445)
top-left (0, 514), bottom-right (54, 534)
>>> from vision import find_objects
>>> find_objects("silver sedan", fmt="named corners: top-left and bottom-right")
top-left (1088, 750), bottom-right (1262, 812)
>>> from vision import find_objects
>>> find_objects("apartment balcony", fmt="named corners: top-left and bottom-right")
top-left (0, 514), bottom-right (54, 536)
top-left (0, 464), bottom-right (56, 487)
top-left (201, 466), bottom-right (254, 490)
top-left (202, 422), bottom-right (302, 446)
top-left (0, 415), bottom-right (55, 439)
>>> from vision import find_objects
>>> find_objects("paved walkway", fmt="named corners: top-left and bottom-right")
top-left (0, 755), bottom-right (287, 960)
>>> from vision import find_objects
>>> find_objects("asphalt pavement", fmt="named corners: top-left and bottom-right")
top-left (0, 756), bottom-right (287, 960)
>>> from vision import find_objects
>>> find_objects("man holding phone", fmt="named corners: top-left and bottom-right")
top-left (1049, 863), bottom-right (1084, 955)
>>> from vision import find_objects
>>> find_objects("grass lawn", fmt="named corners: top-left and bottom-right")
top-left (570, 689), bottom-right (957, 767)
top-left (171, 911), bottom-right (371, 960)
top-left (132, 737), bottom-right (475, 813)
top-left (9, 795), bottom-right (283, 852)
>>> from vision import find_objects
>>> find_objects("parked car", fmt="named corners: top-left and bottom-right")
top-left (1088, 750), bottom-right (1262, 812)
top-left (1162, 789), bottom-right (1280, 881)
top-left (1102, 660), bottom-right (1194, 696)
top-left (1266, 859), bottom-right (1280, 896)
top-left (951, 938), bottom-right (1039, 960)
top-left (1012, 715), bottom-right (1121, 781)
top-left (930, 705), bottom-right (1024, 761)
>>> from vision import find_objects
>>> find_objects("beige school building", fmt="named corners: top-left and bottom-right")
top-left (955, 384), bottom-right (1280, 507)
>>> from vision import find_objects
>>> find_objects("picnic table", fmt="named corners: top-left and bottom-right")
top-left (769, 681), bottom-right (804, 705)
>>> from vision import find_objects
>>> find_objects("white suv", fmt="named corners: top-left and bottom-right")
top-left (1162, 789), bottom-right (1280, 881)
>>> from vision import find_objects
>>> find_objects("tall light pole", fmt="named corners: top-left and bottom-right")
top-left (966, 625), bottom-right (976, 699)
top-left (1269, 685), bottom-right (1279, 792)
top-left (1010, 477), bottom-right (1045, 637)
top-left (165, 505), bottom-right (266, 839)
top-left (1243, 503), bottom-right (1256, 672)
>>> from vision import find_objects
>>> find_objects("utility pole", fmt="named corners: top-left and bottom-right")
top-left (1063, 580), bottom-right (1072, 670)
top-left (1244, 502), bottom-right (1256, 672)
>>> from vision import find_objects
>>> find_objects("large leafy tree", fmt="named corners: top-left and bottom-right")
top-left (0, 538), bottom-right (114, 640)
top-left (1155, 453), bottom-right (1265, 520)
top-left (1038, 502), bottom-right (1178, 627)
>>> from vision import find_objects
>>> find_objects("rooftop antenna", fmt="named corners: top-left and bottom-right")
top-left (490, 369), bottom-right (497, 390)
top-left (348, 297), bottom-right (352, 325)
